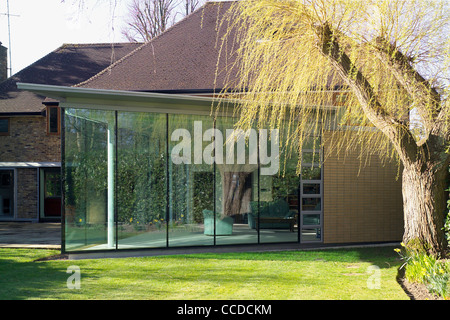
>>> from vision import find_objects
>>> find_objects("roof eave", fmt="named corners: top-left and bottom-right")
top-left (17, 83), bottom-right (238, 116)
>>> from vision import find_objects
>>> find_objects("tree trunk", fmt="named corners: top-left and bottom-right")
top-left (402, 162), bottom-right (448, 255)
top-left (222, 172), bottom-right (250, 217)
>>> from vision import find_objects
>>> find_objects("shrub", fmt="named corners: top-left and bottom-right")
top-left (425, 260), bottom-right (450, 298)
top-left (395, 241), bottom-right (450, 299)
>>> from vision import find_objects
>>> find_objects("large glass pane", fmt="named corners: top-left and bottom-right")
top-left (168, 114), bottom-right (214, 247)
top-left (260, 144), bottom-right (299, 244)
top-left (117, 112), bottom-right (167, 249)
top-left (215, 116), bottom-right (258, 245)
top-left (64, 108), bottom-right (115, 251)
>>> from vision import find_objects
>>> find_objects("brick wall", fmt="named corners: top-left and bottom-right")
top-left (16, 168), bottom-right (38, 220)
top-left (322, 131), bottom-right (404, 244)
top-left (0, 115), bottom-right (61, 220)
top-left (0, 116), bottom-right (60, 162)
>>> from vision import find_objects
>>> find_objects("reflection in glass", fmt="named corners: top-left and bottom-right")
top-left (302, 198), bottom-right (321, 211)
top-left (302, 152), bottom-right (320, 165)
top-left (301, 167), bottom-right (321, 180)
top-left (168, 114), bottom-right (214, 247)
top-left (64, 108), bottom-right (114, 251)
top-left (62, 108), bottom-right (326, 252)
top-left (302, 136), bottom-right (321, 150)
top-left (303, 214), bottom-right (320, 225)
top-left (303, 183), bottom-right (320, 194)
top-left (301, 228), bottom-right (322, 242)
top-left (117, 112), bottom-right (167, 249)
top-left (215, 116), bottom-right (258, 245)
top-left (260, 149), bottom-right (299, 243)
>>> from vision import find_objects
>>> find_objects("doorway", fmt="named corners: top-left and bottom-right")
top-left (40, 168), bottom-right (61, 220)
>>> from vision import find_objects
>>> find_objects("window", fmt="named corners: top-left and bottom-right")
top-left (300, 136), bottom-right (323, 242)
top-left (47, 105), bottom-right (60, 135)
top-left (0, 118), bottom-right (9, 136)
top-left (0, 170), bottom-right (14, 218)
top-left (40, 168), bottom-right (61, 219)
top-left (333, 92), bottom-right (348, 106)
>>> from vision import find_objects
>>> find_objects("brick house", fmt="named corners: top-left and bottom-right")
top-left (0, 42), bottom-right (141, 221)
top-left (19, 1), bottom-right (404, 253)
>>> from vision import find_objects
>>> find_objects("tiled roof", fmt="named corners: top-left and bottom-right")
top-left (0, 42), bottom-right (142, 114)
top-left (77, 1), bottom-right (239, 93)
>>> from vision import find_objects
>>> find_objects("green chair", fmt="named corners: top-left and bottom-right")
top-left (203, 209), bottom-right (233, 236)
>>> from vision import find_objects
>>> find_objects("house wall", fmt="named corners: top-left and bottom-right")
top-left (322, 131), bottom-right (404, 244)
top-left (0, 116), bottom-right (60, 162)
top-left (0, 116), bottom-right (61, 220)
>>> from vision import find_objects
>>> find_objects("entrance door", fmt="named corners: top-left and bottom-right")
top-left (0, 170), bottom-right (14, 219)
top-left (40, 168), bottom-right (61, 219)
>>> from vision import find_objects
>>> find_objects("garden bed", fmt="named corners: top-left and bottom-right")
top-left (398, 277), bottom-right (444, 300)
top-left (397, 256), bottom-right (449, 300)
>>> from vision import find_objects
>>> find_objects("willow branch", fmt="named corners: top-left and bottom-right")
top-left (316, 23), bottom-right (418, 164)
top-left (373, 37), bottom-right (441, 135)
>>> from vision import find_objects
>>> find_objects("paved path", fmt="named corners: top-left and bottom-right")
top-left (0, 222), bottom-right (61, 249)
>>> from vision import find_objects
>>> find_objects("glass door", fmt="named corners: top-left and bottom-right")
top-left (40, 168), bottom-right (61, 219)
top-left (0, 170), bottom-right (14, 219)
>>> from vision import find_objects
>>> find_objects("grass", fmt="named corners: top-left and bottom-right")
top-left (0, 246), bottom-right (409, 300)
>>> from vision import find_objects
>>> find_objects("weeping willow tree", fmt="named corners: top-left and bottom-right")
top-left (216, 0), bottom-right (450, 254)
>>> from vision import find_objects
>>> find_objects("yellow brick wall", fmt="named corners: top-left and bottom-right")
top-left (322, 131), bottom-right (404, 244)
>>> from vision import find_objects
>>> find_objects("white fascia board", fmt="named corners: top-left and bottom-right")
top-left (17, 83), bottom-right (237, 116)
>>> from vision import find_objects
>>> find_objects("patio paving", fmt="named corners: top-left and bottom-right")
top-left (0, 222), bottom-right (61, 249)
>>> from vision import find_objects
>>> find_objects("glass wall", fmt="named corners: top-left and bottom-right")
top-left (260, 149), bottom-right (299, 243)
top-left (63, 107), bottom-right (323, 252)
top-left (168, 114), bottom-right (214, 247)
top-left (64, 109), bottom-right (114, 251)
top-left (117, 112), bottom-right (167, 249)
top-left (214, 116), bottom-right (258, 245)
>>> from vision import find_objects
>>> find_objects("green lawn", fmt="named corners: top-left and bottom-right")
top-left (0, 246), bottom-right (409, 300)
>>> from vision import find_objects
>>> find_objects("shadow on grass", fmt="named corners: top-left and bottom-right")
top-left (163, 246), bottom-right (403, 270)
top-left (0, 250), bottom-right (70, 299)
top-left (0, 246), bottom-right (406, 300)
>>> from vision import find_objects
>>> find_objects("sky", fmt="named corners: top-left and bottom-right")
top-left (0, 0), bottom-right (130, 76)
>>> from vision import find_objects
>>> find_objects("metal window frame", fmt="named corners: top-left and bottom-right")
top-left (299, 144), bottom-right (323, 243)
